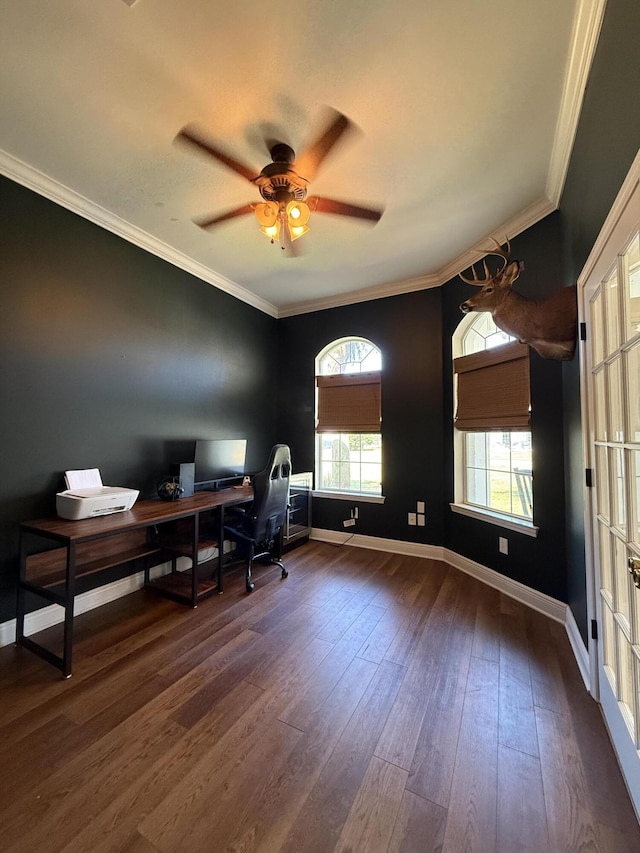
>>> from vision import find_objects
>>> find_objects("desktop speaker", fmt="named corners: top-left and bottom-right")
top-left (169, 462), bottom-right (195, 497)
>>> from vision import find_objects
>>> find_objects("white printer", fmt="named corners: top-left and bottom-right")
top-left (56, 468), bottom-right (139, 520)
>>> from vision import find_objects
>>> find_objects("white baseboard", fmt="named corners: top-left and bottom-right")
top-left (443, 547), bottom-right (568, 624)
top-left (311, 528), bottom-right (444, 560)
top-left (1, 569), bottom-right (148, 647)
top-left (565, 604), bottom-right (591, 691)
top-left (311, 530), bottom-right (590, 689)
top-left (0, 560), bottom-right (177, 648)
top-left (1, 532), bottom-right (591, 694)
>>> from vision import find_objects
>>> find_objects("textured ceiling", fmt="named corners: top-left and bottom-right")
top-left (0, 0), bottom-right (603, 317)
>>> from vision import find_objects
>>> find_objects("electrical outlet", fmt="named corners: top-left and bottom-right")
top-left (417, 514), bottom-right (425, 527)
top-left (499, 536), bottom-right (509, 555)
top-left (408, 512), bottom-right (417, 526)
top-left (353, 507), bottom-right (359, 520)
top-left (344, 518), bottom-right (356, 528)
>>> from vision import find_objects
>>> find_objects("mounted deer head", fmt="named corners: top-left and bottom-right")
top-left (459, 239), bottom-right (577, 360)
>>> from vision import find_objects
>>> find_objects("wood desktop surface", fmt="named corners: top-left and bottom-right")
top-left (21, 486), bottom-right (254, 541)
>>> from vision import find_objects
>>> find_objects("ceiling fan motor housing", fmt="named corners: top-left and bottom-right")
top-left (256, 167), bottom-right (308, 204)
top-left (252, 142), bottom-right (307, 203)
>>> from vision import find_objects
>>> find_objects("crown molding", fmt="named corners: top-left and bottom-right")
top-left (438, 196), bottom-right (557, 286)
top-left (1, 0), bottom-right (603, 324)
top-left (277, 271), bottom-right (442, 318)
top-left (546, 0), bottom-right (607, 206)
top-left (0, 150), bottom-right (279, 318)
top-left (2, 142), bottom-right (557, 319)
top-left (279, 195), bottom-right (557, 316)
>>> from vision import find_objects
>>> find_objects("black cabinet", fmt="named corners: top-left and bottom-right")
top-left (284, 472), bottom-right (312, 547)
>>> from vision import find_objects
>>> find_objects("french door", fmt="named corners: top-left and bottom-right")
top-left (582, 154), bottom-right (640, 812)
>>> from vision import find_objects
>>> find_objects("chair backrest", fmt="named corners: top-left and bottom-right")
top-left (249, 444), bottom-right (292, 544)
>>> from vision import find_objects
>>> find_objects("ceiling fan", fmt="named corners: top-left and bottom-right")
top-left (175, 108), bottom-right (383, 254)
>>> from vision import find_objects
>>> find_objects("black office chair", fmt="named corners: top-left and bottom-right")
top-left (224, 444), bottom-right (292, 592)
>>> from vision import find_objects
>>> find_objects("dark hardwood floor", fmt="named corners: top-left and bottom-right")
top-left (1, 541), bottom-right (639, 852)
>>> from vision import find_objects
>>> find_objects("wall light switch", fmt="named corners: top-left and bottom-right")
top-left (499, 536), bottom-right (509, 555)
top-left (417, 501), bottom-right (425, 514)
top-left (417, 514), bottom-right (426, 527)
top-left (408, 512), bottom-right (417, 526)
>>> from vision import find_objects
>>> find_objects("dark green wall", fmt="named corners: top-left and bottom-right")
top-left (0, 176), bottom-right (278, 623)
top-left (277, 214), bottom-right (569, 603)
top-left (277, 289), bottom-right (444, 544)
top-left (559, 0), bottom-right (640, 641)
top-left (441, 214), bottom-right (568, 602)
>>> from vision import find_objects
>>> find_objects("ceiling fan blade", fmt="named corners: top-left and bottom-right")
top-left (194, 203), bottom-right (256, 229)
top-left (294, 108), bottom-right (356, 182)
top-left (308, 196), bottom-right (383, 223)
top-left (176, 127), bottom-right (260, 183)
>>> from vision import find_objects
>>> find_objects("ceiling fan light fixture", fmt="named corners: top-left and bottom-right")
top-left (288, 223), bottom-right (310, 242)
top-left (255, 201), bottom-right (279, 227)
top-left (259, 220), bottom-right (281, 240)
top-left (286, 200), bottom-right (310, 226)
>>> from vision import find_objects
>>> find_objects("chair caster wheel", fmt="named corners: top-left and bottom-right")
top-left (281, 569), bottom-right (288, 579)
top-left (246, 581), bottom-right (255, 593)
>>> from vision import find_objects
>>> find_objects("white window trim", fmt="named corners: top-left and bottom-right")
top-left (315, 337), bottom-right (383, 498)
top-left (313, 490), bottom-right (385, 504)
top-left (450, 501), bottom-right (538, 536)
top-left (452, 313), bottom-right (536, 531)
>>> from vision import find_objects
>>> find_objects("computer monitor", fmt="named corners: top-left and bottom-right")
top-left (193, 439), bottom-right (247, 491)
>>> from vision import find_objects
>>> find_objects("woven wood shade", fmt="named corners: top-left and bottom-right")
top-left (454, 342), bottom-right (530, 431)
top-left (316, 371), bottom-right (381, 433)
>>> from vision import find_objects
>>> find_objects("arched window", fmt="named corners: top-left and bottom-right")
top-left (315, 337), bottom-right (382, 496)
top-left (452, 314), bottom-right (534, 526)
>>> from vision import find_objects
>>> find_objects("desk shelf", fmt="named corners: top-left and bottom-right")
top-left (17, 487), bottom-right (253, 677)
top-left (25, 541), bottom-right (163, 589)
top-left (145, 559), bottom-right (220, 603)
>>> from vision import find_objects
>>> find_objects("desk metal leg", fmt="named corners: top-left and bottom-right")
top-left (191, 513), bottom-right (199, 607)
top-left (62, 542), bottom-right (76, 678)
top-left (16, 530), bottom-right (27, 645)
top-left (16, 530), bottom-right (72, 678)
top-left (217, 506), bottom-right (225, 594)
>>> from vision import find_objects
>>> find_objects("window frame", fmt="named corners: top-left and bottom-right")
top-left (451, 313), bottom-right (538, 536)
top-left (314, 337), bottom-right (385, 502)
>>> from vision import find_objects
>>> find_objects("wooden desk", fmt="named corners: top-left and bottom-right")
top-left (17, 487), bottom-right (253, 677)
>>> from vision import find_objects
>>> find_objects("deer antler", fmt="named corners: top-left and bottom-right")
top-left (459, 237), bottom-right (511, 286)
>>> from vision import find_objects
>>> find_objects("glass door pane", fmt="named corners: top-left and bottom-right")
top-left (622, 231), bottom-right (640, 339)
top-left (590, 286), bottom-right (606, 365)
top-left (610, 447), bottom-right (627, 535)
top-left (605, 265), bottom-right (621, 353)
top-left (626, 342), bottom-right (640, 443)
top-left (593, 367), bottom-right (608, 441)
top-left (630, 449), bottom-right (640, 548)
top-left (607, 356), bottom-right (625, 442)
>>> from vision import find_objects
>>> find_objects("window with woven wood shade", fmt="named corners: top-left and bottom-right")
top-left (454, 341), bottom-right (530, 431)
top-left (316, 371), bottom-right (381, 433)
